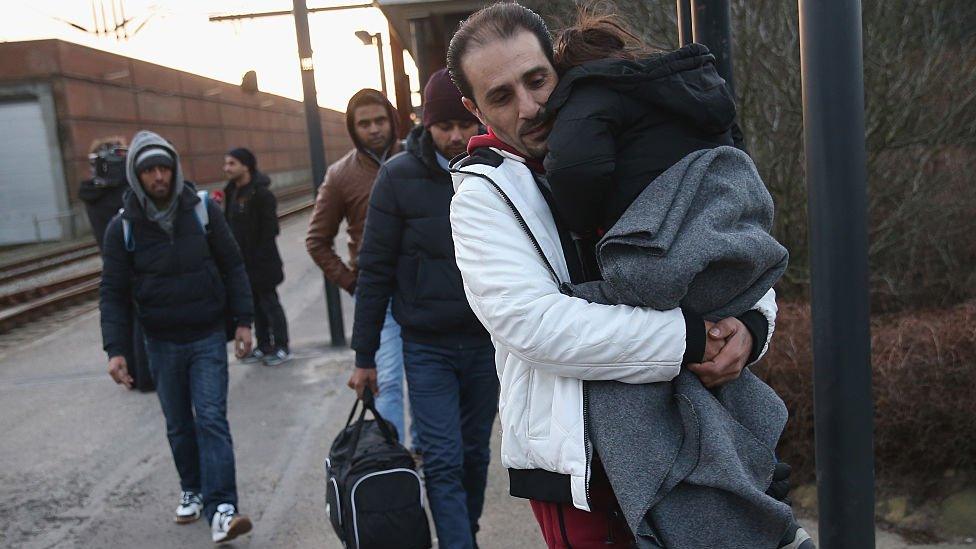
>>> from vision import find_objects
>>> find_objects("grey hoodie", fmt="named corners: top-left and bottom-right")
top-left (125, 130), bottom-right (185, 235)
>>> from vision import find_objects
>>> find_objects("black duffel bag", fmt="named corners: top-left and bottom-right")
top-left (325, 389), bottom-right (431, 549)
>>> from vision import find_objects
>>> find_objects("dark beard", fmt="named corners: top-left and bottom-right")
top-left (519, 105), bottom-right (552, 138)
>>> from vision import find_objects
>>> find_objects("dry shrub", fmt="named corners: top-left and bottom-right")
top-left (525, 0), bottom-right (976, 310)
top-left (757, 301), bottom-right (976, 489)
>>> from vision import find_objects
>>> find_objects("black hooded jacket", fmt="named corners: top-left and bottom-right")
top-left (222, 171), bottom-right (284, 290)
top-left (100, 185), bottom-right (253, 356)
top-left (79, 180), bottom-right (127, 249)
top-left (544, 43), bottom-right (739, 236)
top-left (351, 125), bottom-right (491, 367)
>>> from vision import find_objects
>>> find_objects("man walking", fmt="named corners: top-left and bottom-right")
top-left (305, 89), bottom-right (413, 441)
top-left (222, 147), bottom-right (290, 366)
top-left (349, 69), bottom-right (491, 549)
top-left (100, 130), bottom-right (254, 544)
top-left (446, 4), bottom-right (779, 547)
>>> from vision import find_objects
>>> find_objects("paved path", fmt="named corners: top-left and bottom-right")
top-left (0, 211), bottom-right (966, 548)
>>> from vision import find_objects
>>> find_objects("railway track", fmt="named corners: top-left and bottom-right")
top-left (0, 192), bottom-right (314, 334)
top-left (0, 185), bottom-right (311, 285)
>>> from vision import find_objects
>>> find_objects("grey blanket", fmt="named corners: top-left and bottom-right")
top-left (572, 147), bottom-right (793, 548)
top-left (589, 371), bottom-right (792, 548)
top-left (568, 146), bottom-right (788, 320)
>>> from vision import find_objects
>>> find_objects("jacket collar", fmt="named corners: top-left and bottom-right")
top-left (355, 139), bottom-right (403, 169)
top-left (467, 127), bottom-right (545, 173)
top-left (122, 184), bottom-right (199, 221)
top-left (405, 124), bottom-right (447, 176)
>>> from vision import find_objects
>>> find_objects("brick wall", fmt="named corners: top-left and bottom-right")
top-left (0, 40), bottom-right (353, 207)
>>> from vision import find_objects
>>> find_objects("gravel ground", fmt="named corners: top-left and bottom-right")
top-left (0, 211), bottom-right (967, 549)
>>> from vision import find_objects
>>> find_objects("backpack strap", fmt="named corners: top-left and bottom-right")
top-left (119, 208), bottom-right (135, 252)
top-left (194, 190), bottom-right (210, 232)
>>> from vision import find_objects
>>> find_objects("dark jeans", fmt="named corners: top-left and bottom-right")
top-left (403, 340), bottom-right (498, 549)
top-left (145, 330), bottom-right (238, 521)
top-left (253, 287), bottom-right (289, 352)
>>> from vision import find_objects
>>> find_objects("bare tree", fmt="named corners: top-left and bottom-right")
top-left (522, 0), bottom-right (976, 310)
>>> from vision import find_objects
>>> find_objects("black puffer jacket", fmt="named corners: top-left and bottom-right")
top-left (352, 125), bottom-right (490, 367)
top-left (223, 172), bottom-right (284, 290)
top-left (100, 185), bottom-right (253, 357)
top-left (78, 180), bottom-right (127, 250)
top-left (544, 43), bottom-right (739, 236)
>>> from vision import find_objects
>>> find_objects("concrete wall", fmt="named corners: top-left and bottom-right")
top-left (0, 40), bottom-right (354, 239)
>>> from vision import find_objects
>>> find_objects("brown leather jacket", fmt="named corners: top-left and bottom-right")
top-left (306, 89), bottom-right (401, 292)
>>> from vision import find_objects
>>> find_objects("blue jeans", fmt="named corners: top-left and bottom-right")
top-left (403, 340), bottom-right (498, 549)
top-left (145, 330), bottom-right (237, 521)
top-left (373, 303), bottom-right (420, 447)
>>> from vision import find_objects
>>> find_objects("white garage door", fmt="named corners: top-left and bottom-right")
top-left (0, 100), bottom-right (64, 244)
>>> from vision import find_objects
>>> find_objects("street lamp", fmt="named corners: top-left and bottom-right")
top-left (355, 30), bottom-right (387, 98)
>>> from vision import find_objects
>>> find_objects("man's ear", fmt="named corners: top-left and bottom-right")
top-left (462, 96), bottom-right (487, 127)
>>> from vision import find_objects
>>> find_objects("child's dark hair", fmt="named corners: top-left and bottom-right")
top-left (553, 3), bottom-right (656, 73)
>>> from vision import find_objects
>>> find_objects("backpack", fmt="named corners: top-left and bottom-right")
top-left (121, 190), bottom-right (237, 341)
top-left (325, 389), bottom-right (431, 549)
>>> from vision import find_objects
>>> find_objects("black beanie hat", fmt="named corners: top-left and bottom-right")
top-left (227, 147), bottom-right (257, 173)
top-left (422, 68), bottom-right (478, 128)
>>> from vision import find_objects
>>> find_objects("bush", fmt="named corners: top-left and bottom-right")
top-left (757, 300), bottom-right (976, 489)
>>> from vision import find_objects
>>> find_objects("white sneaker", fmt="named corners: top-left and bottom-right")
top-left (211, 503), bottom-right (252, 544)
top-left (174, 491), bottom-right (202, 524)
top-left (263, 348), bottom-right (292, 366)
top-left (239, 348), bottom-right (267, 364)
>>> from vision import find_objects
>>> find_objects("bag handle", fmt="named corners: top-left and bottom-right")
top-left (345, 387), bottom-right (399, 455)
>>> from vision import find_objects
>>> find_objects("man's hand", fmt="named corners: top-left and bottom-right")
top-left (234, 326), bottom-right (253, 359)
top-left (703, 320), bottom-right (725, 362)
top-left (108, 355), bottom-right (133, 389)
top-left (687, 317), bottom-right (753, 388)
top-left (347, 367), bottom-right (378, 399)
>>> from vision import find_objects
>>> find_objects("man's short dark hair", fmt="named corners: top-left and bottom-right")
top-left (447, 2), bottom-right (555, 103)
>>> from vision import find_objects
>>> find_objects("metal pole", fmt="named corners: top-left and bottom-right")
top-left (100, 0), bottom-right (110, 39)
top-left (690, 0), bottom-right (735, 96)
top-left (110, 0), bottom-right (120, 39)
top-left (375, 34), bottom-right (388, 98)
top-left (389, 24), bottom-right (414, 137)
top-left (676, 0), bottom-right (693, 47)
top-left (798, 0), bottom-right (875, 547)
top-left (91, 0), bottom-right (100, 36)
top-left (292, 0), bottom-right (346, 347)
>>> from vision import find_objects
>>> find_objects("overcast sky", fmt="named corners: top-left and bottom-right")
top-left (2, 0), bottom-right (420, 111)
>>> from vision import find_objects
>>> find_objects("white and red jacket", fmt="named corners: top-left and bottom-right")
top-left (449, 144), bottom-right (777, 511)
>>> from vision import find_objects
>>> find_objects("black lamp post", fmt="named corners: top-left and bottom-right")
top-left (355, 30), bottom-right (388, 98)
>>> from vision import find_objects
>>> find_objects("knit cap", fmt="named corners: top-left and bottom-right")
top-left (422, 68), bottom-right (479, 127)
top-left (134, 146), bottom-right (174, 173)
